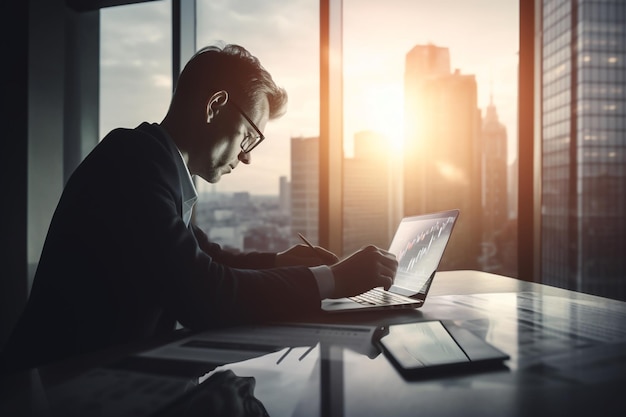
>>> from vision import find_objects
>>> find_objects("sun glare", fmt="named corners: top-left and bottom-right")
top-left (346, 83), bottom-right (405, 154)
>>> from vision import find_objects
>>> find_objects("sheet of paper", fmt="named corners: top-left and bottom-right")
top-left (138, 323), bottom-right (379, 364)
top-left (200, 345), bottom-right (320, 417)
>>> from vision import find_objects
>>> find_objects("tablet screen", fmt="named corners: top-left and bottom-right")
top-left (379, 321), bottom-right (469, 368)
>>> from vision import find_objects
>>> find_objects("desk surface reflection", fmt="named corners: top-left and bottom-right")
top-left (2, 271), bottom-right (626, 417)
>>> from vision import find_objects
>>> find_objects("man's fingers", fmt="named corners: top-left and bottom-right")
top-left (376, 274), bottom-right (393, 290)
top-left (319, 248), bottom-right (340, 264)
top-left (377, 253), bottom-right (398, 274)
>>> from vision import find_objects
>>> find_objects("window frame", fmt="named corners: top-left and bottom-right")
top-left (517, 0), bottom-right (542, 283)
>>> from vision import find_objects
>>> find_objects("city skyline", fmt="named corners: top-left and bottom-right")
top-left (100, 0), bottom-right (519, 196)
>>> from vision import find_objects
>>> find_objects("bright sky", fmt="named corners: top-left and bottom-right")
top-left (101, 0), bottom-right (519, 195)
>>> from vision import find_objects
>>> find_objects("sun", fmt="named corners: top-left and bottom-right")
top-left (345, 82), bottom-right (405, 152)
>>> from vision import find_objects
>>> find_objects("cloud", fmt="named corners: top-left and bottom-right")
top-left (152, 74), bottom-right (172, 89)
top-left (99, 1), bottom-right (172, 135)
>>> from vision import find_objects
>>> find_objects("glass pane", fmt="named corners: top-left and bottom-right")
top-left (100, 1), bottom-right (172, 139)
top-left (194, 1), bottom-right (320, 251)
top-left (540, 0), bottom-right (626, 300)
top-left (343, 0), bottom-right (519, 277)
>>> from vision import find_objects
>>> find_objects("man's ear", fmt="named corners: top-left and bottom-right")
top-left (206, 90), bottom-right (229, 123)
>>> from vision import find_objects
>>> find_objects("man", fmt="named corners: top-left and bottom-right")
top-left (1, 44), bottom-right (397, 372)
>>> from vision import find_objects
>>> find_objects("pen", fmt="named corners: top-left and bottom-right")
top-left (298, 233), bottom-right (319, 257)
top-left (298, 345), bottom-right (315, 361)
top-left (276, 347), bottom-right (292, 365)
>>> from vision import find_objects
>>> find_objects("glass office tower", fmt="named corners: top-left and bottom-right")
top-left (404, 44), bottom-right (483, 270)
top-left (290, 136), bottom-right (320, 246)
top-left (540, 0), bottom-right (625, 300)
top-left (343, 131), bottom-right (394, 255)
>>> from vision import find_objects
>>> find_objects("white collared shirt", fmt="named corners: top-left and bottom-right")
top-left (154, 124), bottom-right (197, 227)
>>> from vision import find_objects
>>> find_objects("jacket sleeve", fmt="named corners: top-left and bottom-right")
top-left (190, 223), bottom-right (277, 269)
top-left (115, 132), bottom-right (321, 330)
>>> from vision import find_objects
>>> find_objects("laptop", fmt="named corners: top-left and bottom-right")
top-left (322, 209), bottom-right (460, 313)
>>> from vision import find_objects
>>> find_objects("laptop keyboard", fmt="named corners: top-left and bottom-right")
top-left (349, 289), bottom-right (413, 306)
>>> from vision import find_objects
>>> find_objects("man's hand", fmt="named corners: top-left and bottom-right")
top-left (329, 245), bottom-right (398, 299)
top-left (276, 244), bottom-right (339, 267)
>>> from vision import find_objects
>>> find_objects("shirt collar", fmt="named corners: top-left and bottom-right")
top-left (153, 124), bottom-right (198, 225)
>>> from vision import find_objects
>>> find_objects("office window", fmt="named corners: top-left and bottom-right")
top-left (193, 0), bottom-right (320, 251)
top-left (100, 1), bottom-right (172, 139)
top-left (342, 0), bottom-right (519, 276)
top-left (99, 1), bottom-right (522, 280)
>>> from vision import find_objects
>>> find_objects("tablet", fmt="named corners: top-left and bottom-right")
top-left (377, 321), bottom-right (509, 378)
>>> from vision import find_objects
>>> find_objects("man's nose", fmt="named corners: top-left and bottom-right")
top-left (238, 151), bottom-right (251, 165)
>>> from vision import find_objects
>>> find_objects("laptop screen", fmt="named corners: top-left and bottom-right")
top-left (387, 209), bottom-right (459, 295)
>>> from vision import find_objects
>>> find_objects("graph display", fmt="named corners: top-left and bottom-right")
top-left (388, 212), bottom-right (458, 293)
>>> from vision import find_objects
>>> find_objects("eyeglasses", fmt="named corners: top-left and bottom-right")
top-left (230, 101), bottom-right (265, 154)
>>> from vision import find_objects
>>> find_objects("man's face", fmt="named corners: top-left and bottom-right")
top-left (191, 97), bottom-right (269, 183)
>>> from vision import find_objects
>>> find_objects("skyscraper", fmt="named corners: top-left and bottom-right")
top-left (539, 0), bottom-right (626, 300)
top-left (403, 44), bottom-right (482, 270)
top-left (290, 136), bottom-right (319, 245)
top-left (278, 175), bottom-right (291, 215)
top-left (481, 95), bottom-right (509, 271)
top-left (343, 130), bottom-right (393, 255)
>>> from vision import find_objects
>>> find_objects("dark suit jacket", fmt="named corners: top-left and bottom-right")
top-left (1, 123), bottom-right (320, 372)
